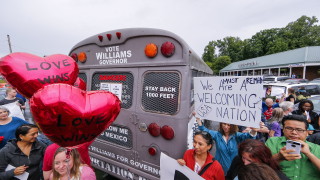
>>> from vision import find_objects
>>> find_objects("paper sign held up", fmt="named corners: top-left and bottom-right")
top-left (194, 76), bottom-right (263, 128)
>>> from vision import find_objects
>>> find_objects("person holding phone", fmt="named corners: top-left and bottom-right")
top-left (266, 114), bottom-right (320, 180)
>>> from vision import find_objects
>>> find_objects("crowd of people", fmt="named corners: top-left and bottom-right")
top-left (1, 84), bottom-right (320, 180)
top-left (177, 87), bottom-right (320, 180)
top-left (0, 87), bottom-right (96, 180)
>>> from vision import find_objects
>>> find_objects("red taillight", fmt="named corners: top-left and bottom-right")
top-left (148, 123), bottom-right (161, 137)
top-left (116, 32), bottom-right (121, 39)
top-left (161, 41), bottom-right (175, 57)
top-left (98, 35), bottom-right (103, 42)
top-left (161, 125), bottom-right (174, 140)
top-left (145, 43), bottom-right (158, 58)
top-left (148, 147), bottom-right (157, 156)
top-left (107, 34), bottom-right (112, 40)
top-left (70, 53), bottom-right (78, 62)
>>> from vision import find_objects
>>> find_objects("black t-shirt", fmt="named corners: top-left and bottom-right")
top-left (285, 94), bottom-right (295, 102)
top-left (0, 97), bottom-right (25, 106)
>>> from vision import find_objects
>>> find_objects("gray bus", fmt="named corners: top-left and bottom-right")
top-left (69, 28), bottom-right (213, 180)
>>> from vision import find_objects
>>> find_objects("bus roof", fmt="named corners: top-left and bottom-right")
top-left (69, 28), bottom-right (212, 74)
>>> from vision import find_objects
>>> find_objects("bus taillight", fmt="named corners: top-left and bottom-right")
top-left (98, 35), bottom-right (103, 42)
top-left (148, 147), bottom-right (157, 156)
top-left (78, 52), bottom-right (87, 63)
top-left (145, 43), bottom-right (158, 58)
top-left (107, 34), bottom-right (112, 40)
top-left (161, 125), bottom-right (174, 140)
top-left (148, 123), bottom-right (161, 137)
top-left (70, 53), bottom-right (78, 62)
top-left (161, 42), bottom-right (175, 57)
top-left (116, 32), bottom-right (121, 39)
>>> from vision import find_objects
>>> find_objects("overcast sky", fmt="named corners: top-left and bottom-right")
top-left (1, 0), bottom-right (320, 58)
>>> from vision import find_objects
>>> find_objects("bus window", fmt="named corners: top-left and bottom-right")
top-left (91, 72), bottom-right (134, 109)
top-left (78, 73), bottom-right (87, 83)
top-left (142, 71), bottom-right (180, 115)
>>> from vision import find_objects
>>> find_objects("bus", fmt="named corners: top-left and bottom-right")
top-left (69, 28), bottom-right (213, 180)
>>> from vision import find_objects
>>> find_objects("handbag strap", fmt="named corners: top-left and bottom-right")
top-left (198, 158), bottom-right (215, 176)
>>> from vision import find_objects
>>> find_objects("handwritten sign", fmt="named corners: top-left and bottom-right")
top-left (160, 153), bottom-right (204, 180)
top-left (194, 76), bottom-right (263, 128)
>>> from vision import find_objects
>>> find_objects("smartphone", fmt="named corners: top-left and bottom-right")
top-left (286, 140), bottom-right (301, 154)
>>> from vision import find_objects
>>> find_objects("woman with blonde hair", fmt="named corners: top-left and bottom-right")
top-left (267, 108), bottom-right (284, 137)
top-left (51, 147), bottom-right (95, 180)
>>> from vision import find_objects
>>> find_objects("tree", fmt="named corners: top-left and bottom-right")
top-left (202, 41), bottom-right (216, 64)
top-left (202, 15), bottom-right (320, 73)
top-left (212, 56), bottom-right (231, 74)
top-left (214, 36), bottom-right (245, 62)
top-left (283, 15), bottom-right (320, 49)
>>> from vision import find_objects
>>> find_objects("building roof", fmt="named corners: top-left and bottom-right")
top-left (220, 46), bottom-right (320, 72)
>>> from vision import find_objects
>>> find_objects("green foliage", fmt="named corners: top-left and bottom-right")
top-left (214, 37), bottom-right (245, 62)
top-left (212, 56), bottom-right (231, 74)
top-left (202, 15), bottom-right (320, 72)
top-left (202, 41), bottom-right (216, 63)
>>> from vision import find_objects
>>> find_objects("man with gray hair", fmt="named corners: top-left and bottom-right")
top-left (279, 101), bottom-right (294, 116)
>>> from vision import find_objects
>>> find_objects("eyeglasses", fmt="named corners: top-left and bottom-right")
top-left (284, 127), bottom-right (306, 133)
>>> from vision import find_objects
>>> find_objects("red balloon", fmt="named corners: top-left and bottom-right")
top-left (0, 52), bottom-right (79, 98)
top-left (74, 77), bottom-right (86, 91)
top-left (30, 84), bottom-right (121, 147)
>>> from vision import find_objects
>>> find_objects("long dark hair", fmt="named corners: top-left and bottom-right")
top-left (194, 131), bottom-right (214, 151)
top-left (238, 139), bottom-right (280, 171)
top-left (298, 99), bottom-right (314, 112)
top-left (15, 124), bottom-right (38, 141)
top-left (238, 163), bottom-right (280, 180)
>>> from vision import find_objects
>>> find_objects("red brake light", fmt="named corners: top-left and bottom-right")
top-left (107, 34), bottom-right (112, 40)
top-left (145, 43), bottom-right (158, 58)
top-left (116, 32), bottom-right (121, 39)
top-left (98, 35), bottom-right (103, 42)
top-left (161, 125), bottom-right (174, 140)
top-left (70, 53), bottom-right (78, 62)
top-left (161, 41), bottom-right (175, 57)
top-left (148, 147), bottom-right (157, 156)
top-left (148, 123), bottom-right (161, 137)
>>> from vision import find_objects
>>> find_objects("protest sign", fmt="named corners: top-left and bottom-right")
top-left (160, 152), bottom-right (204, 180)
top-left (194, 76), bottom-right (263, 128)
top-left (3, 101), bottom-right (25, 120)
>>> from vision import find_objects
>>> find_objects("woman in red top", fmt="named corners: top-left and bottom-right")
top-left (177, 131), bottom-right (225, 180)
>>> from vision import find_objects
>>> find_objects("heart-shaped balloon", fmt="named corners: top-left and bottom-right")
top-left (30, 84), bottom-right (121, 147)
top-left (0, 52), bottom-right (79, 98)
top-left (74, 77), bottom-right (86, 91)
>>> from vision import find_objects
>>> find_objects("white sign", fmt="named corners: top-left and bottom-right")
top-left (6, 164), bottom-right (29, 180)
top-left (100, 83), bottom-right (122, 101)
top-left (194, 76), bottom-right (263, 128)
top-left (95, 46), bottom-right (132, 65)
top-left (160, 153), bottom-right (204, 180)
top-left (3, 101), bottom-right (25, 120)
top-left (187, 116), bottom-right (198, 149)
